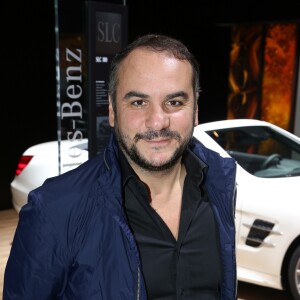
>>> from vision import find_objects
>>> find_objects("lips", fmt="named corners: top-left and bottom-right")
top-left (142, 138), bottom-right (173, 148)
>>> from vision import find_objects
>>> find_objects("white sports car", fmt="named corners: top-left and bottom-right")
top-left (11, 119), bottom-right (300, 299)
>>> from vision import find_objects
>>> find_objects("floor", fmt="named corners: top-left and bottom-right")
top-left (0, 209), bottom-right (18, 300)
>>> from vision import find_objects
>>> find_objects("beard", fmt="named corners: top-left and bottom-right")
top-left (114, 124), bottom-right (193, 172)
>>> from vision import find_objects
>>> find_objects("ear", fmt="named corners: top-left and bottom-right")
top-left (108, 95), bottom-right (115, 127)
top-left (194, 102), bottom-right (199, 127)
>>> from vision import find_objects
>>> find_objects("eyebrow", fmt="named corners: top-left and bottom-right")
top-left (123, 90), bottom-right (189, 101)
top-left (124, 91), bottom-right (148, 99)
top-left (165, 91), bottom-right (189, 101)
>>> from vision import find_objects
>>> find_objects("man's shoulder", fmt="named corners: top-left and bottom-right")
top-left (22, 153), bottom-right (114, 223)
top-left (190, 137), bottom-right (237, 181)
top-left (43, 154), bottom-right (104, 188)
top-left (27, 154), bottom-right (108, 208)
top-left (191, 137), bottom-right (235, 161)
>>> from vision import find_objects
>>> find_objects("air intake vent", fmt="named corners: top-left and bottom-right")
top-left (245, 219), bottom-right (275, 247)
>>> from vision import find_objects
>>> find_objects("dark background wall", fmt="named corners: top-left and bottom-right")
top-left (1, 0), bottom-right (299, 210)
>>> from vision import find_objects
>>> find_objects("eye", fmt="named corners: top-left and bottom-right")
top-left (166, 100), bottom-right (183, 107)
top-left (131, 99), bottom-right (147, 107)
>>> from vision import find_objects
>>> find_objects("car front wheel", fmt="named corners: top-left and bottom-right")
top-left (287, 245), bottom-right (300, 299)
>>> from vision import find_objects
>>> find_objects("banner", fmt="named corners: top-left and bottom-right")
top-left (86, 1), bottom-right (128, 156)
top-left (54, 0), bottom-right (127, 173)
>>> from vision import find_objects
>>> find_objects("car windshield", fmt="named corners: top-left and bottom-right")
top-left (205, 125), bottom-right (300, 178)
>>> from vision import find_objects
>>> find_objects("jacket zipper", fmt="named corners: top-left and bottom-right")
top-left (136, 266), bottom-right (141, 300)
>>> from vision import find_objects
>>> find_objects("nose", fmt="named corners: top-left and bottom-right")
top-left (145, 104), bottom-right (170, 130)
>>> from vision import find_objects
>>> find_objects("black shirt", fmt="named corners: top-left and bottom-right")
top-left (120, 149), bottom-right (222, 300)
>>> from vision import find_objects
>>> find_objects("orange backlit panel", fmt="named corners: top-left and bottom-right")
top-left (261, 23), bottom-right (298, 130)
top-left (227, 23), bottom-right (298, 131)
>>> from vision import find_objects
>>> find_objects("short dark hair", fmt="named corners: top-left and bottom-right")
top-left (108, 34), bottom-right (200, 112)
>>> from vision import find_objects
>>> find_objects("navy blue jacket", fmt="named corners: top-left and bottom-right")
top-left (3, 133), bottom-right (237, 300)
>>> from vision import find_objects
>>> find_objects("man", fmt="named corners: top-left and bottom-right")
top-left (3, 34), bottom-right (237, 299)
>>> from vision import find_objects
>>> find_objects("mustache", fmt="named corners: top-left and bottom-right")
top-left (134, 129), bottom-right (181, 142)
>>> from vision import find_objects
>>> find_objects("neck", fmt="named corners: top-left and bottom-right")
top-left (133, 159), bottom-right (186, 240)
top-left (131, 158), bottom-right (186, 200)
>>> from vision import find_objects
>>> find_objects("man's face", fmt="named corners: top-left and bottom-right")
top-left (109, 48), bottom-right (198, 172)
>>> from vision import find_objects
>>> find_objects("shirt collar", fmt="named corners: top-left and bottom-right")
top-left (118, 147), bottom-right (137, 187)
top-left (183, 148), bottom-right (208, 186)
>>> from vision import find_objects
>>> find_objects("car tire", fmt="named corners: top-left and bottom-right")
top-left (287, 245), bottom-right (300, 299)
